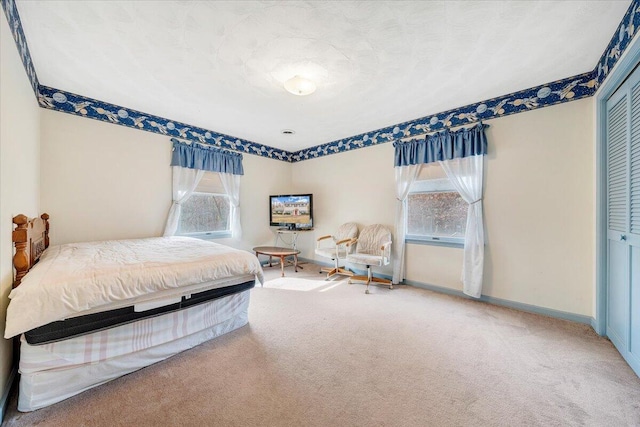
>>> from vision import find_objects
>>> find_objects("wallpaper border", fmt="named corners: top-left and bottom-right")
top-left (1, 0), bottom-right (39, 96)
top-left (2, 0), bottom-right (638, 163)
top-left (37, 85), bottom-right (292, 162)
top-left (291, 71), bottom-right (596, 161)
top-left (595, 0), bottom-right (640, 89)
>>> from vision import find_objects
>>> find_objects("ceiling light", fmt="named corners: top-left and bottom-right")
top-left (284, 75), bottom-right (316, 96)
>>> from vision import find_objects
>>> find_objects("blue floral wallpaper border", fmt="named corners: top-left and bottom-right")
top-left (2, 0), bottom-right (638, 163)
top-left (291, 70), bottom-right (596, 161)
top-left (37, 85), bottom-right (292, 161)
top-left (595, 0), bottom-right (640, 89)
top-left (1, 0), bottom-right (39, 96)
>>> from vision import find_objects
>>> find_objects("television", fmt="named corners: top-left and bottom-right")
top-left (269, 194), bottom-right (313, 229)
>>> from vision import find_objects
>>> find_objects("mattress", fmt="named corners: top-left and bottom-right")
top-left (6, 236), bottom-right (264, 338)
top-left (24, 279), bottom-right (255, 345)
top-left (19, 289), bottom-right (250, 411)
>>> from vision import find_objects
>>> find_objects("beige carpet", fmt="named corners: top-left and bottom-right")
top-left (4, 264), bottom-right (640, 426)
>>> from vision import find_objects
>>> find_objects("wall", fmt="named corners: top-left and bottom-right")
top-left (40, 109), bottom-right (292, 249)
top-left (291, 142), bottom-right (396, 268)
top-left (0, 17), bottom-right (40, 404)
top-left (292, 97), bottom-right (594, 317)
top-left (480, 98), bottom-right (594, 316)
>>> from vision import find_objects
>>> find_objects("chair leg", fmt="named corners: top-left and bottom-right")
top-left (349, 266), bottom-right (392, 293)
top-left (348, 274), bottom-right (368, 284)
top-left (320, 256), bottom-right (338, 279)
top-left (365, 266), bottom-right (372, 294)
top-left (322, 257), bottom-right (353, 280)
top-left (371, 276), bottom-right (393, 289)
top-left (336, 267), bottom-right (354, 276)
top-left (321, 267), bottom-right (338, 280)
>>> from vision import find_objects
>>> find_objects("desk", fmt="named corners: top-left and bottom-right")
top-left (253, 246), bottom-right (300, 277)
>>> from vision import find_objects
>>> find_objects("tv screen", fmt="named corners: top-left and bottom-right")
top-left (269, 194), bottom-right (313, 229)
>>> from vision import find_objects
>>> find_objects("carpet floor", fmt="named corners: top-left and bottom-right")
top-left (3, 263), bottom-right (640, 426)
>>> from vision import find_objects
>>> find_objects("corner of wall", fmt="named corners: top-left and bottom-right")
top-left (0, 13), bottom-right (41, 414)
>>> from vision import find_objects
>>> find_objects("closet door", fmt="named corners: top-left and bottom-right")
top-left (630, 78), bottom-right (640, 367)
top-left (606, 88), bottom-right (629, 351)
top-left (606, 67), bottom-right (640, 376)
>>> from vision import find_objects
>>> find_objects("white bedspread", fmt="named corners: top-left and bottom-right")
top-left (5, 236), bottom-right (264, 338)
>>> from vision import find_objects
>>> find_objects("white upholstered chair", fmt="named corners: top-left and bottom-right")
top-left (315, 222), bottom-right (359, 280)
top-left (347, 224), bottom-right (392, 294)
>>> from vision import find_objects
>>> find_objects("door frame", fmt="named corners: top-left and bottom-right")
top-left (595, 33), bottom-right (640, 336)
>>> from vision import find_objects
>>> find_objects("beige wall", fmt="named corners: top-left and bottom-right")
top-left (293, 98), bottom-right (594, 316)
top-left (0, 17), bottom-right (41, 400)
top-left (40, 109), bottom-right (292, 249)
top-left (41, 110), bottom-right (171, 244)
top-left (291, 143), bottom-right (396, 269)
top-left (480, 98), bottom-right (594, 315)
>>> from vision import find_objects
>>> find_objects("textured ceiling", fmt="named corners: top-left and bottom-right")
top-left (16, 1), bottom-right (630, 151)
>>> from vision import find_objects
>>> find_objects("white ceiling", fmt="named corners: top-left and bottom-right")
top-left (17, 1), bottom-right (630, 152)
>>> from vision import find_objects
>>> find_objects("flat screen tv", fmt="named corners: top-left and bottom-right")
top-left (269, 194), bottom-right (313, 229)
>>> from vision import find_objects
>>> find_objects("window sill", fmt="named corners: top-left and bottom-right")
top-left (179, 231), bottom-right (232, 240)
top-left (405, 237), bottom-right (464, 249)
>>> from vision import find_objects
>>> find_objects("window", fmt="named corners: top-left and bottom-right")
top-left (406, 165), bottom-right (466, 246)
top-left (178, 172), bottom-right (231, 238)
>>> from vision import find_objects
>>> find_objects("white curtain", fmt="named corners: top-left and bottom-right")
top-left (163, 166), bottom-right (205, 236)
top-left (220, 172), bottom-right (242, 239)
top-left (439, 154), bottom-right (485, 298)
top-left (392, 164), bottom-right (422, 284)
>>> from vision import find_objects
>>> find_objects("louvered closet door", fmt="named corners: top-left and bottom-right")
top-left (630, 78), bottom-right (640, 369)
top-left (606, 65), bottom-right (640, 377)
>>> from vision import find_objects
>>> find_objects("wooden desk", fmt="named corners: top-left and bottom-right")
top-left (253, 246), bottom-right (300, 277)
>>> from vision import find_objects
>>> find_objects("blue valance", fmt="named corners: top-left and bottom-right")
top-left (393, 123), bottom-right (488, 167)
top-left (170, 138), bottom-right (244, 175)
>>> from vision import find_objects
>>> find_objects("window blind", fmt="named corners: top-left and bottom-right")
top-left (195, 171), bottom-right (226, 195)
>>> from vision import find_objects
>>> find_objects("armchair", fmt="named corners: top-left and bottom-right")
top-left (315, 222), bottom-right (359, 280)
top-left (347, 224), bottom-right (392, 294)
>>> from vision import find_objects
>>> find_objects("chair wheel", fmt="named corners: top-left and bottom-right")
top-left (348, 280), bottom-right (352, 284)
top-left (365, 289), bottom-right (370, 294)
top-left (389, 285), bottom-right (394, 290)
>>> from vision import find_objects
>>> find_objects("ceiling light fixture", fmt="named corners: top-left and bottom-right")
top-left (284, 75), bottom-right (316, 96)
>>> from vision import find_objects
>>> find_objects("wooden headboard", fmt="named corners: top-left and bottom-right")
top-left (12, 213), bottom-right (49, 288)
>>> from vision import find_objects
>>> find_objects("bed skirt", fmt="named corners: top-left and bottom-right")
top-left (18, 290), bottom-right (250, 412)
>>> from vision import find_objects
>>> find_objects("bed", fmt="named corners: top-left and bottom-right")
top-left (7, 213), bottom-right (264, 411)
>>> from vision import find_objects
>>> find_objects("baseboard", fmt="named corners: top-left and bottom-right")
top-left (0, 365), bottom-right (18, 423)
top-left (404, 279), bottom-right (594, 326)
top-left (295, 258), bottom-right (594, 326)
top-left (297, 257), bottom-right (332, 269)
